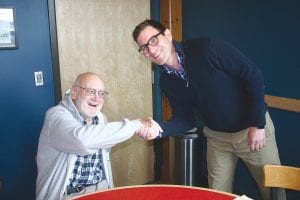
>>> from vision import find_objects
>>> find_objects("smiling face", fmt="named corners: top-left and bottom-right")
top-left (71, 73), bottom-right (106, 121)
top-left (136, 26), bottom-right (174, 66)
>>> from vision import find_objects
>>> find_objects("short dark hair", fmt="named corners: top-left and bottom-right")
top-left (132, 19), bottom-right (166, 42)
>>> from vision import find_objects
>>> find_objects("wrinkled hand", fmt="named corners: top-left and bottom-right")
top-left (136, 117), bottom-right (163, 140)
top-left (247, 127), bottom-right (266, 152)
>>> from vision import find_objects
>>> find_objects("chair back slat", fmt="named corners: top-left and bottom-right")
top-left (263, 164), bottom-right (300, 191)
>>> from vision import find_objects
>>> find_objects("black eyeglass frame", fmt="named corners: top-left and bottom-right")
top-left (138, 31), bottom-right (164, 54)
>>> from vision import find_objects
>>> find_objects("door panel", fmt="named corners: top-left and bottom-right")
top-left (0, 0), bottom-right (55, 199)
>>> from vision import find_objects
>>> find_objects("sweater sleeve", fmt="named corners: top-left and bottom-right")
top-left (44, 107), bottom-right (142, 155)
top-left (208, 39), bottom-right (266, 127)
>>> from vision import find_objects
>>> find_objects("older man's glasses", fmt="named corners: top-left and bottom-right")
top-left (75, 86), bottom-right (109, 98)
top-left (138, 31), bottom-right (163, 54)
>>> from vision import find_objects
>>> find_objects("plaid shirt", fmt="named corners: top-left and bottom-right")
top-left (68, 116), bottom-right (105, 188)
top-left (162, 51), bottom-right (187, 80)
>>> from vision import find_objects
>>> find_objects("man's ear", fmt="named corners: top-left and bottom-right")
top-left (70, 87), bottom-right (77, 100)
top-left (164, 29), bottom-right (173, 41)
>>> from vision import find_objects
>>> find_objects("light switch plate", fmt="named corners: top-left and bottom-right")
top-left (34, 71), bottom-right (44, 86)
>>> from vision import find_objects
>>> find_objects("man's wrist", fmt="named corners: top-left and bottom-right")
top-left (157, 131), bottom-right (162, 139)
top-left (139, 118), bottom-right (152, 127)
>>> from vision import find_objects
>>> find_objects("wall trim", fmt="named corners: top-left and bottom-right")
top-left (48, 0), bottom-right (62, 104)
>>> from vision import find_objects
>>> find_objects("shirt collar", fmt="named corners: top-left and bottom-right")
top-left (83, 116), bottom-right (99, 125)
top-left (161, 41), bottom-right (187, 80)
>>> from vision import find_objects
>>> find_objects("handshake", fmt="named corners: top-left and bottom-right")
top-left (136, 117), bottom-right (163, 140)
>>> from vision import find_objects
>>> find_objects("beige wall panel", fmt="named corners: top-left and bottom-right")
top-left (55, 0), bottom-right (153, 186)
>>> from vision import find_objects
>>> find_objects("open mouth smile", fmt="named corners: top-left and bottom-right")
top-left (88, 103), bottom-right (98, 107)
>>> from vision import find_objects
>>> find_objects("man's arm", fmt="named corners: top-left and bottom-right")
top-left (46, 108), bottom-right (151, 155)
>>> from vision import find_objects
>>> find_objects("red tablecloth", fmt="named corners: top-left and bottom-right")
top-left (73, 184), bottom-right (238, 200)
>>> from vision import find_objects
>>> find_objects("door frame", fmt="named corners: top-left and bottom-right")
top-left (48, 0), bottom-right (62, 104)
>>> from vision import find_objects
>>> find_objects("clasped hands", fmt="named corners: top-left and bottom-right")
top-left (136, 117), bottom-right (163, 140)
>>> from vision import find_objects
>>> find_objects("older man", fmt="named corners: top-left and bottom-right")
top-left (36, 72), bottom-right (161, 200)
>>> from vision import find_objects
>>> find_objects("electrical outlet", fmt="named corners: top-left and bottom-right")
top-left (34, 71), bottom-right (44, 86)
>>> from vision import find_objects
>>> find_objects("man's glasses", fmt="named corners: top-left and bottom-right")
top-left (75, 86), bottom-right (109, 99)
top-left (138, 31), bottom-right (164, 54)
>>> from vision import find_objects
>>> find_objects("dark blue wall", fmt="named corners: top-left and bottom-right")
top-left (0, 0), bottom-right (55, 199)
top-left (182, 1), bottom-right (300, 199)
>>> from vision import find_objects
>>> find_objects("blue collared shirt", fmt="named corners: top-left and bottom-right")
top-left (162, 51), bottom-right (187, 81)
top-left (68, 116), bottom-right (105, 187)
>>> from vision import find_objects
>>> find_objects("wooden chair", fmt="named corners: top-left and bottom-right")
top-left (263, 164), bottom-right (300, 200)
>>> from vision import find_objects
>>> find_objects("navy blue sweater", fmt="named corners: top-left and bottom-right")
top-left (160, 38), bottom-right (267, 137)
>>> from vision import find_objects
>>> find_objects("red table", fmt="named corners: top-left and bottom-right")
top-left (73, 184), bottom-right (238, 200)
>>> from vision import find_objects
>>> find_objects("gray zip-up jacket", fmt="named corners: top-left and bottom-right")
top-left (36, 92), bottom-right (142, 200)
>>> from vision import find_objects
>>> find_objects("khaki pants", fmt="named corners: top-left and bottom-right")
top-left (203, 112), bottom-right (285, 200)
top-left (64, 179), bottom-right (109, 199)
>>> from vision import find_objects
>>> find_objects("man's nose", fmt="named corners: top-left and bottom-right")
top-left (92, 92), bottom-right (103, 100)
top-left (148, 45), bottom-right (156, 54)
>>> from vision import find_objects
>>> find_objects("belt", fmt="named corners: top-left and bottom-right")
top-left (66, 184), bottom-right (92, 195)
top-left (66, 180), bottom-right (108, 196)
